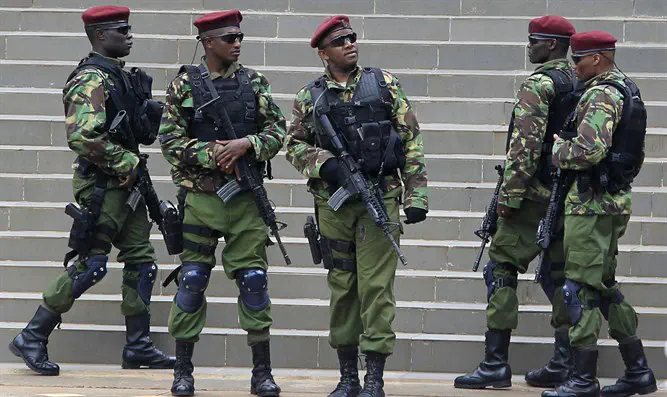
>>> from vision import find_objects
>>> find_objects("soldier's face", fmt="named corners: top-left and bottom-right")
top-left (527, 36), bottom-right (553, 64)
top-left (204, 26), bottom-right (242, 64)
top-left (319, 28), bottom-right (358, 70)
top-left (100, 24), bottom-right (133, 58)
top-left (572, 53), bottom-right (601, 81)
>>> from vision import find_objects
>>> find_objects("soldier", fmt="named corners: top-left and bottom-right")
top-left (286, 15), bottom-right (428, 397)
top-left (159, 10), bottom-right (285, 397)
top-left (455, 16), bottom-right (578, 390)
top-left (8, 5), bottom-right (174, 375)
top-left (543, 31), bottom-right (657, 397)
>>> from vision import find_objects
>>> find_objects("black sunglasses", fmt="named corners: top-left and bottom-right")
top-left (528, 35), bottom-right (554, 45)
top-left (326, 32), bottom-right (357, 48)
top-left (571, 53), bottom-right (596, 65)
top-left (104, 25), bottom-right (131, 35)
top-left (209, 32), bottom-right (244, 44)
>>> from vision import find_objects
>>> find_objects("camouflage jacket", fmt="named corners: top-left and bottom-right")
top-left (63, 52), bottom-right (139, 180)
top-left (159, 61), bottom-right (286, 192)
top-left (500, 58), bottom-right (571, 208)
top-left (552, 69), bottom-right (630, 215)
top-left (285, 66), bottom-right (428, 210)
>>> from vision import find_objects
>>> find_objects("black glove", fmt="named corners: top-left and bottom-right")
top-left (319, 158), bottom-right (340, 184)
top-left (404, 207), bottom-right (427, 224)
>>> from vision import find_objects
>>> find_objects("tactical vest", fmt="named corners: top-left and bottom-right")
top-left (308, 67), bottom-right (406, 178)
top-left (506, 68), bottom-right (581, 185)
top-left (576, 78), bottom-right (647, 194)
top-left (66, 54), bottom-right (160, 151)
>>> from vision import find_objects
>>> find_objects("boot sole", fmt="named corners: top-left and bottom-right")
top-left (8, 341), bottom-right (59, 376)
top-left (602, 384), bottom-right (659, 397)
top-left (454, 380), bottom-right (512, 389)
top-left (171, 391), bottom-right (194, 397)
top-left (122, 361), bottom-right (176, 370)
top-left (251, 389), bottom-right (281, 397)
top-left (526, 379), bottom-right (566, 388)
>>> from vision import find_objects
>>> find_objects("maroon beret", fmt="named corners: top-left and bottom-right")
top-left (571, 30), bottom-right (617, 55)
top-left (528, 15), bottom-right (575, 39)
top-left (194, 10), bottom-right (242, 35)
top-left (310, 15), bottom-right (352, 48)
top-left (81, 5), bottom-right (130, 27)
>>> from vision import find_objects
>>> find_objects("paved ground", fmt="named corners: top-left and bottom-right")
top-left (0, 364), bottom-right (666, 397)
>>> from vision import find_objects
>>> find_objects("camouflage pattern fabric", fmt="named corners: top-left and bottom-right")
top-left (552, 69), bottom-right (631, 215)
top-left (63, 52), bottom-right (139, 179)
top-left (159, 61), bottom-right (286, 192)
top-left (285, 65), bottom-right (428, 211)
top-left (500, 58), bottom-right (571, 209)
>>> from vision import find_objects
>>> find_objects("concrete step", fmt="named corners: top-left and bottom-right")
top-left (2, 291), bottom-right (667, 340)
top-left (0, 322), bottom-right (665, 376)
top-left (12, 0), bottom-right (667, 18)
top-left (1, 31), bottom-right (666, 73)
top-left (2, 8), bottom-right (667, 43)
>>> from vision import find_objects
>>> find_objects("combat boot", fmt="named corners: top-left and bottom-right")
top-left (358, 352), bottom-right (386, 397)
top-left (250, 340), bottom-right (281, 396)
top-left (8, 305), bottom-right (61, 376)
top-left (542, 347), bottom-right (599, 397)
top-left (329, 345), bottom-right (362, 397)
top-left (454, 329), bottom-right (512, 389)
top-left (526, 328), bottom-right (572, 387)
top-left (122, 313), bottom-right (176, 369)
top-left (171, 340), bottom-right (195, 396)
top-left (601, 336), bottom-right (657, 397)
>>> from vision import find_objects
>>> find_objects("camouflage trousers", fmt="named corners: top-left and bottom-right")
top-left (316, 188), bottom-right (401, 355)
top-left (563, 214), bottom-right (638, 348)
top-left (487, 199), bottom-right (568, 330)
top-left (167, 191), bottom-right (272, 345)
top-left (43, 174), bottom-right (157, 316)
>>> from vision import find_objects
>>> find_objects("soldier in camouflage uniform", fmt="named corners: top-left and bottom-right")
top-left (159, 10), bottom-right (285, 397)
top-left (543, 31), bottom-right (656, 397)
top-left (455, 16), bottom-right (577, 391)
top-left (286, 15), bottom-right (428, 397)
top-left (8, 5), bottom-right (174, 377)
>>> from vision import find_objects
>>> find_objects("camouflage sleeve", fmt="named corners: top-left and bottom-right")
top-left (553, 86), bottom-right (623, 170)
top-left (499, 74), bottom-right (554, 208)
top-left (384, 70), bottom-right (428, 211)
top-left (285, 85), bottom-right (335, 178)
top-left (247, 71), bottom-right (287, 161)
top-left (64, 69), bottom-right (139, 177)
top-left (158, 73), bottom-right (217, 169)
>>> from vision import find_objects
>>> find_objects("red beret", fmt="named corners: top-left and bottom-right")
top-left (528, 15), bottom-right (575, 39)
top-left (194, 10), bottom-right (242, 35)
top-left (81, 5), bottom-right (130, 27)
top-left (310, 15), bottom-right (352, 48)
top-left (571, 30), bottom-right (617, 55)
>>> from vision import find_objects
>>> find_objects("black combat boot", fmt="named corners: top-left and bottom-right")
top-left (454, 329), bottom-right (512, 389)
top-left (542, 347), bottom-right (599, 397)
top-left (8, 305), bottom-right (61, 376)
top-left (601, 337), bottom-right (657, 397)
top-left (122, 313), bottom-right (176, 369)
top-left (358, 352), bottom-right (386, 397)
top-left (250, 340), bottom-right (281, 396)
top-left (171, 340), bottom-right (195, 396)
top-left (329, 345), bottom-right (362, 397)
top-left (526, 328), bottom-right (572, 387)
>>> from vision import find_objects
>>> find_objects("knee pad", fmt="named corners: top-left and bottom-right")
top-left (600, 282), bottom-right (625, 320)
top-left (236, 268), bottom-right (270, 311)
top-left (136, 263), bottom-right (158, 305)
top-left (563, 280), bottom-right (588, 326)
top-left (538, 262), bottom-right (565, 303)
top-left (69, 255), bottom-right (108, 299)
top-left (483, 261), bottom-right (518, 302)
top-left (175, 263), bottom-right (210, 313)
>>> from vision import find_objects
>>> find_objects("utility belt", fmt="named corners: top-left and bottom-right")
top-left (576, 153), bottom-right (635, 195)
top-left (303, 204), bottom-right (357, 272)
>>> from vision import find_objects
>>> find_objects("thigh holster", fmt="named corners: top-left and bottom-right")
top-left (321, 235), bottom-right (356, 272)
top-left (182, 224), bottom-right (221, 256)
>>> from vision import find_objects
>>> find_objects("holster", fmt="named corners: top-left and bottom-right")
top-left (159, 200), bottom-right (183, 255)
top-left (65, 203), bottom-right (94, 258)
top-left (304, 216), bottom-right (322, 264)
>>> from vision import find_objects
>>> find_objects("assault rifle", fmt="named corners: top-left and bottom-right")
top-left (472, 165), bottom-right (504, 272)
top-left (317, 113), bottom-right (407, 266)
top-left (197, 96), bottom-right (291, 266)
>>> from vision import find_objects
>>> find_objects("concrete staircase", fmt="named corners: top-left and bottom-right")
top-left (0, 0), bottom-right (666, 377)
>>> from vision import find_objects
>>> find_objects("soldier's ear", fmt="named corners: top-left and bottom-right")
top-left (318, 49), bottom-right (329, 63)
top-left (95, 28), bottom-right (106, 42)
top-left (592, 54), bottom-right (601, 66)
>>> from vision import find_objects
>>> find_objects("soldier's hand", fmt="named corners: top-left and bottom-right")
top-left (215, 138), bottom-right (252, 170)
top-left (213, 143), bottom-right (226, 166)
top-left (404, 207), bottom-right (427, 224)
top-left (496, 203), bottom-right (512, 218)
top-left (119, 166), bottom-right (138, 189)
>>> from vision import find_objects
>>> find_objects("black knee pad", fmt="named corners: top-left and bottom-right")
top-left (175, 262), bottom-right (211, 313)
top-left (562, 280), bottom-right (601, 326)
top-left (69, 255), bottom-right (108, 299)
top-left (483, 261), bottom-right (518, 302)
top-left (136, 263), bottom-right (158, 305)
top-left (236, 268), bottom-right (270, 311)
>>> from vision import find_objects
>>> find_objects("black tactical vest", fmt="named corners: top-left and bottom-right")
top-left (309, 67), bottom-right (406, 178)
top-left (180, 64), bottom-right (258, 142)
top-left (506, 68), bottom-right (581, 185)
top-left (66, 54), bottom-right (160, 150)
